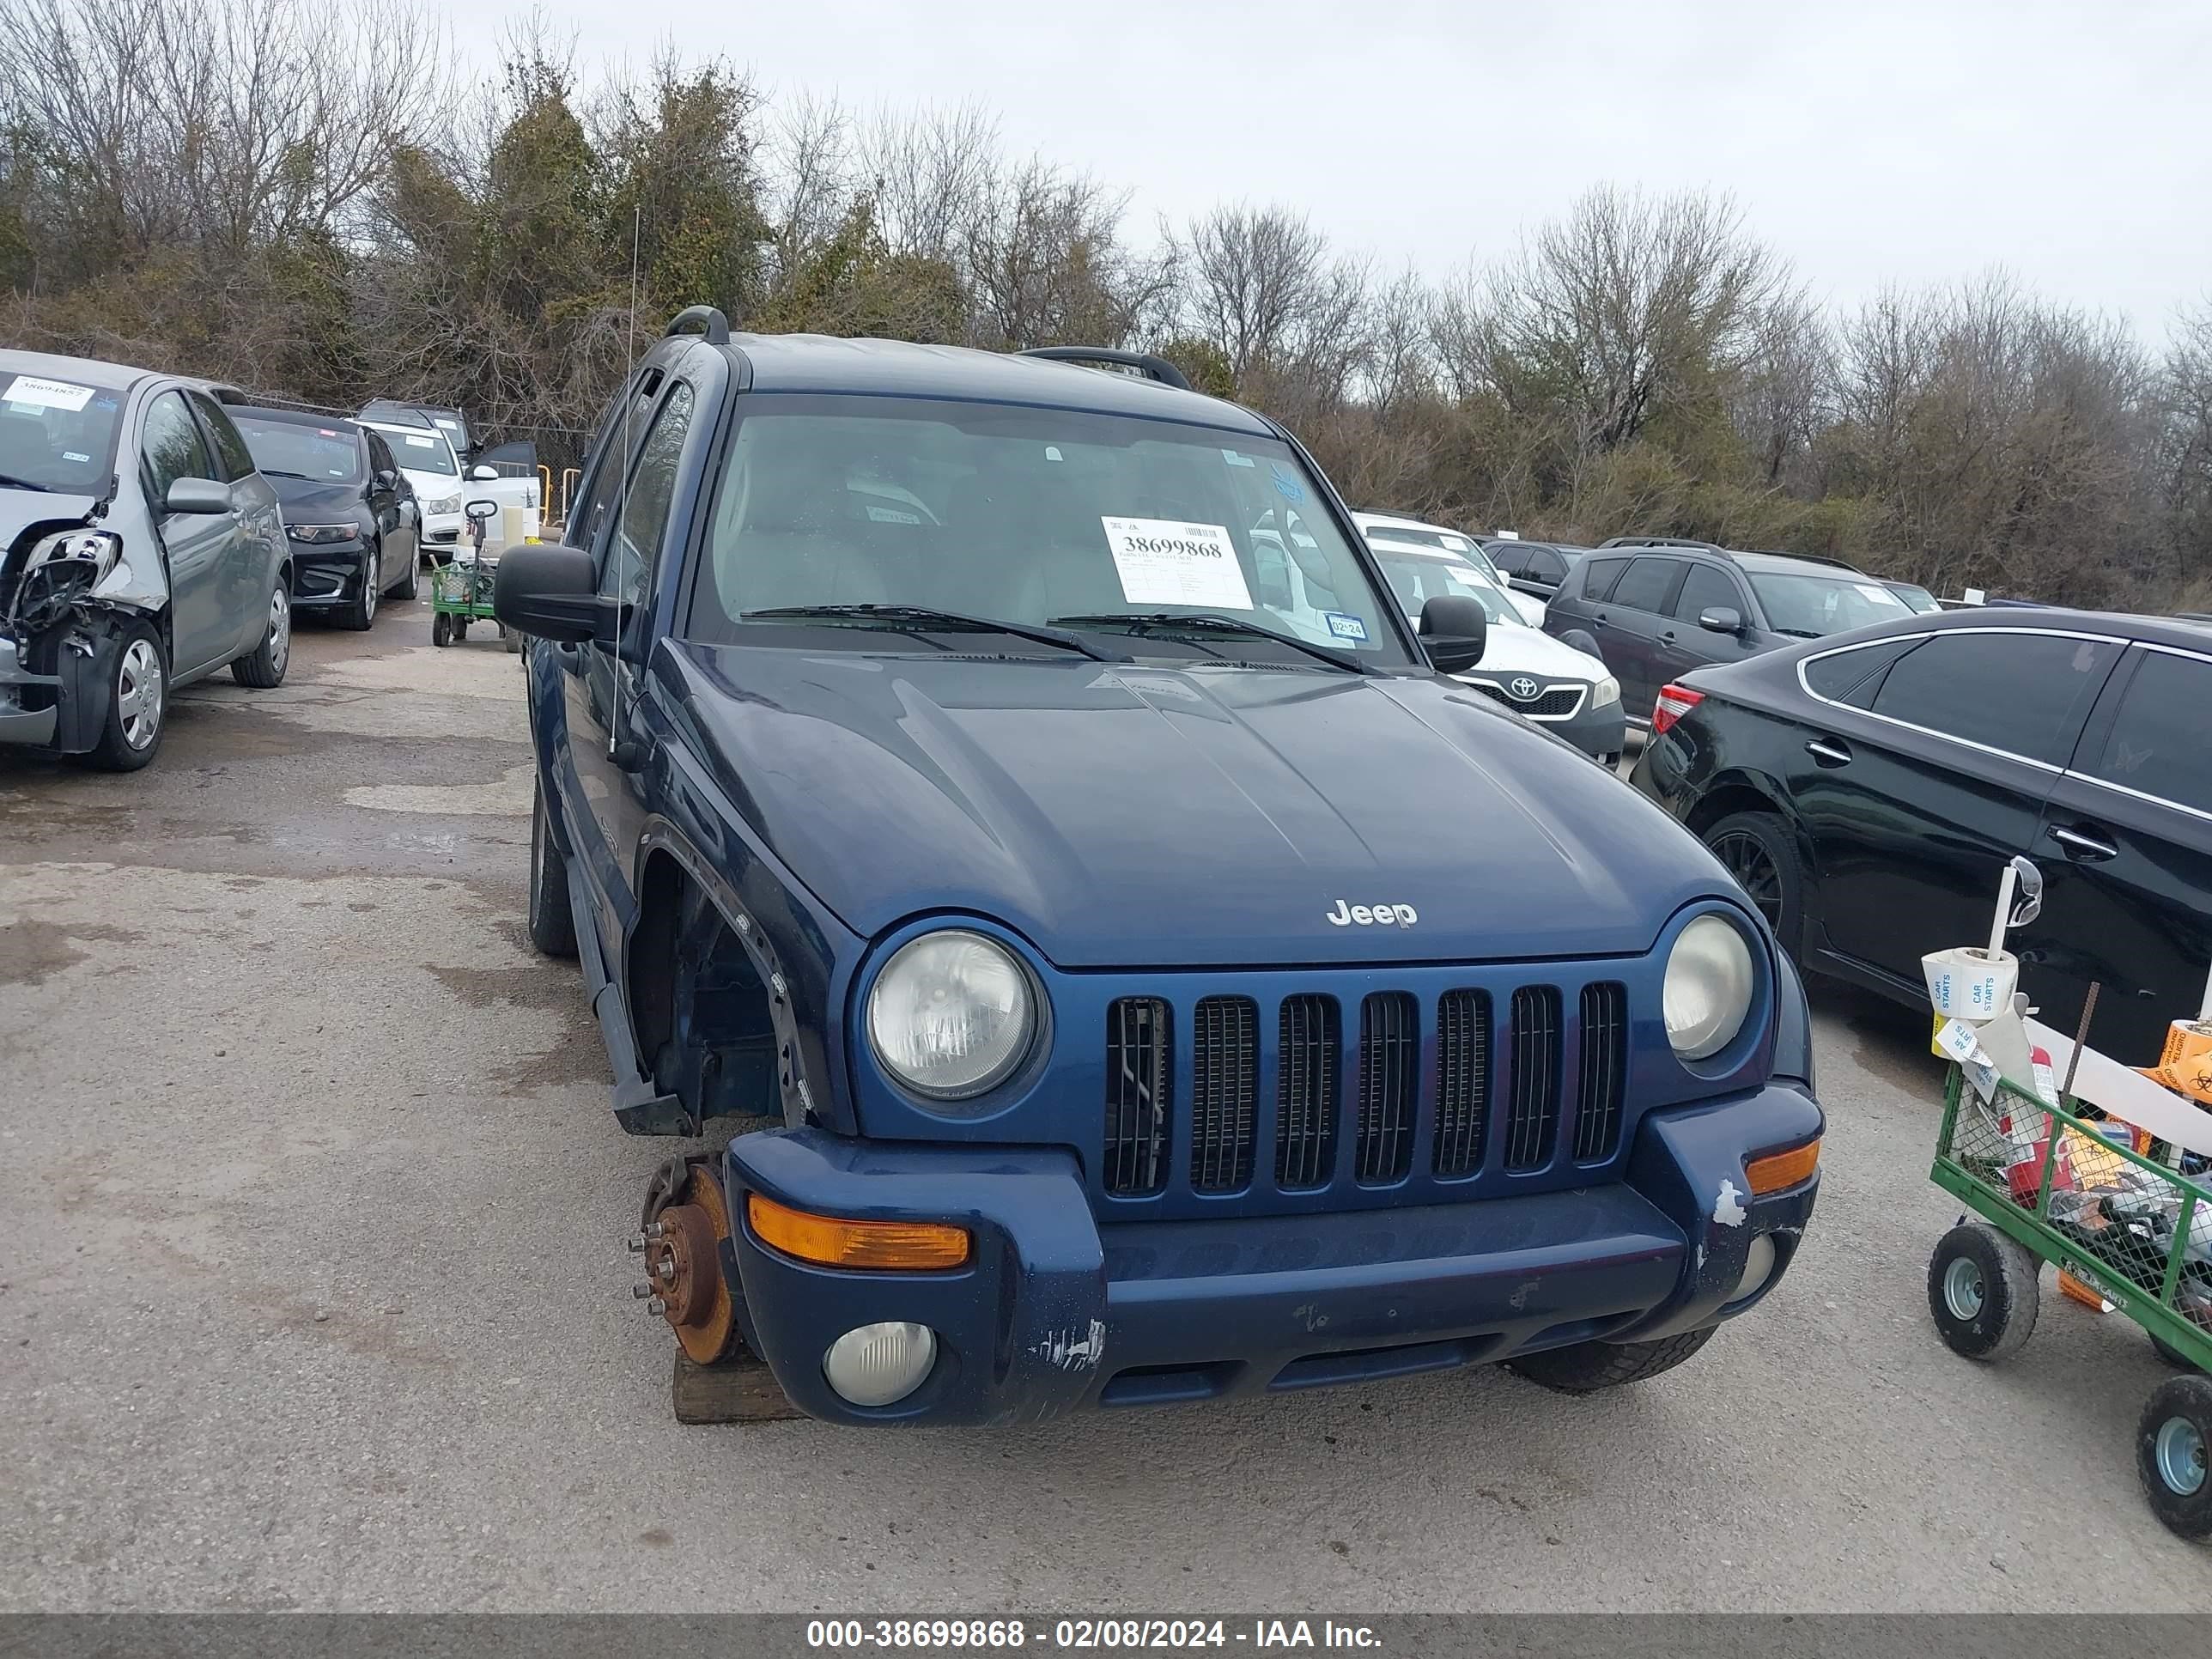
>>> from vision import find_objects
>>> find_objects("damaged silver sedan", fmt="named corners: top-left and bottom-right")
top-left (0, 350), bottom-right (290, 770)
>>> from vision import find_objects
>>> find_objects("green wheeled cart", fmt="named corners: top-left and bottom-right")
top-left (1928, 1062), bottom-right (2212, 1538)
top-left (428, 556), bottom-right (509, 648)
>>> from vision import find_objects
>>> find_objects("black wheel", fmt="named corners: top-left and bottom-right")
top-left (231, 582), bottom-right (291, 687)
top-left (82, 618), bottom-right (167, 772)
top-left (2136, 1374), bottom-right (2212, 1539)
top-left (431, 611), bottom-right (451, 647)
top-left (340, 543), bottom-right (379, 631)
top-left (1702, 810), bottom-right (1802, 959)
top-left (392, 540), bottom-right (418, 599)
top-left (1927, 1222), bottom-right (2040, 1360)
top-left (2151, 1328), bottom-right (2206, 1372)
top-left (453, 618), bottom-right (469, 641)
top-left (528, 776), bottom-right (578, 958)
top-left (1506, 1326), bottom-right (1717, 1394)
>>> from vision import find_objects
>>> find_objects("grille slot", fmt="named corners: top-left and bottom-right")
top-left (1189, 996), bottom-right (1259, 1192)
top-left (1274, 994), bottom-right (1342, 1188)
top-left (1469, 682), bottom-right (1586, 720)
top-left (1573, 981), bottom-right (1628, 1163)
top-left (1355, 992), bottom-right (1419, 1184)
top-left (1504, 986), bottom-right (1563, 1170)
top-left (1432, 989), bottom-right (1492, 1177)
top-left (1103, 998), bottom-right (1171, 1196)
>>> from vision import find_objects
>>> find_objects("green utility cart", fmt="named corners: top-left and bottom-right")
top-left (1928, 1062), bottom-right (2212, 1538)
top-left (428, 555), bottom-right (502, 647)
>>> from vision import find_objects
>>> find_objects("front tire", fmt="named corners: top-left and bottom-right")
top-left (232, 582), bottom-right (291, 688)
top-left (1927, 1222), bottom-right (2040, 1360)
top-left (1506, 1326), bottom-right (1717, 1393)
top-left (1701, 810), bottom-right (1803, 961)
top-left (528, 777), bottom-right (578, 958)
top-left (84, 620), bottom-right (167, 772)
top-left (340, 544), bottom-right (380, 631)
top-left (2136, 1375), bottom-right (2212, 1539)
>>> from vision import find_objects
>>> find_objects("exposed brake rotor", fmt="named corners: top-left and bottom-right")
top-left (635, 1156), bottom-right (738, 1364)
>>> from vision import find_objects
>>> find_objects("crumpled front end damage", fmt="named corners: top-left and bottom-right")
top-left (0, 516), bottom-right (166, 752)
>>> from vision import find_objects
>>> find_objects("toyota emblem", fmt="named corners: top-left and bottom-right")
top-left (1509, 676), bottom-right (1540, 700)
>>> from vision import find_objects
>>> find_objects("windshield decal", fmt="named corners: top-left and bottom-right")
top-left (402, 434), bottom-right (437, 448)
top-left (1269, 461), bottom-right (1304, 501)
top-left (4, 374), bottom-right (94, 412)
top-left (1101, 517), bottom-right (1254, 611)
top-left (1220, 448), bottom-right (1256, 467)
top-left (1323, 611), bottom-right (1368, 642)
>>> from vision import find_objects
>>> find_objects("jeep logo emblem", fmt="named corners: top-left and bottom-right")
top-left (1510, 676), bottom-right (1540, 700)
top-left (1326, 899), bottom-right (1418, 927)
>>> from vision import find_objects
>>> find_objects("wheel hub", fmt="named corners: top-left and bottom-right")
top-left (2155, 1414), bottom-right (2207, 1497)
top-left (639, 1159), bottom-right (737, 1364)
top-left (1942, 1257), bottom-right (1985, 1321)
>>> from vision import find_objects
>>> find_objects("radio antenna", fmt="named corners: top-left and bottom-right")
top-left (611, 203), bottom-right (641, 759)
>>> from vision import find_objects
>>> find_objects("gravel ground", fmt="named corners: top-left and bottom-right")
top-left (2, 593), bottom-right (2207, 1612)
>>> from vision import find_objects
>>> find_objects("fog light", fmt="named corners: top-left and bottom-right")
top-left (1734, 1233), bottom-right (1778, 1301)
top-left (823, 1322), bottom-right (937, 1407)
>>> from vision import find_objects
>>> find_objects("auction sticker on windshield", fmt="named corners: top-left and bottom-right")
top-left (1102, 516), bottom-right (1254, 610)
top-left (3, 375), bottom-right (94, 412)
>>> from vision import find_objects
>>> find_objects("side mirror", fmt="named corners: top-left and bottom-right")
top-left (1419, 593), bottom-right (1487, 676)
top-left (1697, 605), bottom-right (1744, 635)
top-left (372, 469), bottom-right (396, 490)
top-left (465, 499), bottom-right (500, 521)
top-left (494, 543), bottom-right (608, 644)
top-left (164, 477), bottom-right (231, 516)
top-left (467, 463), bottom-right (499, 482)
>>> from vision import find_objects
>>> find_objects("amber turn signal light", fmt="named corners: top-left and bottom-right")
top-left (1745, 1138), bottom-right (1820, 1195)
top-left (745, 1193), bottom-right (970, 1270)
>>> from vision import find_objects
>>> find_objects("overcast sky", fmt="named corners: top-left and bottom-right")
top-left (441, 0), bottom-right (2211, 335)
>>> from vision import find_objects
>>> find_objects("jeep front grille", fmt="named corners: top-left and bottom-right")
top-left (1189, 995), bottom-right (1258, 1193)
top-left (1098, 975), bottom-right (1632, 1205)
top-left (1103, 998), bottom-right (1171, 1196)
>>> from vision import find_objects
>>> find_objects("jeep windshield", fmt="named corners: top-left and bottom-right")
top-left (687, 396), bottom-right (1414, 669)
top-left (0, 370), bottom-right (125, 495)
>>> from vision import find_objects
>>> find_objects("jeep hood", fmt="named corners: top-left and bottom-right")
top-left (663, 645), bottom-right (1735, 969)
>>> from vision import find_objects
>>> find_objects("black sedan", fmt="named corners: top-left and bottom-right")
top-left (1631, 607), bottom-right (2212, 1064)
top-left (232, 408), bottom-right (419, 629)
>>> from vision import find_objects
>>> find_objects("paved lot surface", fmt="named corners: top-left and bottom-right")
top-left (3, 599), bottom-right (2207, 1613)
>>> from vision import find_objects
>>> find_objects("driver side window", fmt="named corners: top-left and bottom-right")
top-left (141, 391), bottom-right (214, 508)
top-left (599, 381), bottom-right (696, 608)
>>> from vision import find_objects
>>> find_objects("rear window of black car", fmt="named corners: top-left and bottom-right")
top-left (1802, 637), bottom-right (1923, 707)
top-left (2083, 648), bottom-right (2212, 816)
top-left (1578, 556), bottom-right (1628, 602)
top-left (1868, 631), bottom-right (2120, 766)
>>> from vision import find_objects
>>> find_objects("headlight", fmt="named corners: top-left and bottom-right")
top-left (1591, 673), bottom-right (1620, 708)
top-left (1664, 914), bottom-right (1755, 1060)
top-left (866, 929), bottom-right (1036, 1101)
top-left (22, 527), bottom-right (121, 586)
top-left (426, 493), bottom-right (462, 515)
top-left (287, 523), bottom-right (357, 544)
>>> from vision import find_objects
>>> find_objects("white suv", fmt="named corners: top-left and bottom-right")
top-left (1352, 510), bottom-right (1547, 628)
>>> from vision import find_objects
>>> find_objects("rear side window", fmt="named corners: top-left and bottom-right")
top-left (1607, 556), bottom-right (1681, 614)
top-left (1578, 556), bottom-right (1627, 602)
top-left (1869, 632), bottom-right (2119, 765)
top-left (1486, 542), bottom-right (1524, 576)
top-left (2083, 649), bottom-right (2212, 815)
top-left (1527, 546), bottom-right (1567, 583)
top-left (1802, 636), bottom-right (1923, 708)
top-left (1672, 564), bottom-right (1742, 623)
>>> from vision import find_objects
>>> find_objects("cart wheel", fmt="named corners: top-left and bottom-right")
top-left (453, 619), bottom-right (469, 642)
top-left (431, 612), bottom-right (451, 647)
top-left (2151, 1329), bottom-right (2207, 1373)
top-left (1927, 1222), bottom-right (2040, 1361)
top-left (2136, 1374), bottom-right (2212, 1539)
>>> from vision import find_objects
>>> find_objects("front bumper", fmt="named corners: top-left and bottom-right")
top-left (288, 542), bottom-right (372, 610)
top-left (718, 1081), bottom-right (1820, 1425)
top-left (421, 511), bottom-right (463, 555)
top-left (0, 634), bottom-right (58, 748)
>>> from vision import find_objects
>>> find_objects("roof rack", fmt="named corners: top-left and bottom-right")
top-left (1598, 536), bottom-right (1724, 552)
top-left (1019, 346), bottom-right (1192, 392)
top-left (1746, 549), bottom-right (1864, 572)
top-left (665, 305), bottom-right (731, 345)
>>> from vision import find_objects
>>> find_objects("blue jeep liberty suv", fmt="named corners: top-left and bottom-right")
top-left (495, 311), bottom-right (1823, 1426)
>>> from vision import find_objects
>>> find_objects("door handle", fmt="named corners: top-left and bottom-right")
top-left (2048, 823), bottom-right (2117, 861)
top-left (1805, 737), bottom-right (1852, 766)
top-left (1659, 630), bottom-right (1676, 641)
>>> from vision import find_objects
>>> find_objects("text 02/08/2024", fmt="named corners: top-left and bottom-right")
top-left (805, 1620), bottom-right (1383, 1650)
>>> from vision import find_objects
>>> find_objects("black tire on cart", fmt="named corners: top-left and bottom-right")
top-left (528, 775), bottom-right (578, 959)
top-left (1927, 1222), bottom-right (2040, 1360)
top-left (453, 618), bottom-right (469, 641)
top-left (2151, 1328), bottom-right (2207, 1373)
top-left (431, 611), bottom-right (452, 647)
top-left (2136, 1374), bottom-right (2212, 1539)
top-left (1505, 1325), bottom-right (1717, 1394)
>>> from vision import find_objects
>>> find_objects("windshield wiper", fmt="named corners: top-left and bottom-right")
top-left (0, 473), bottom-right (54, 493)
top-left (741, 604), bottom-right (1124, 662)
top-left (1771, 627), bottom-right (1824, 639)
top-left (258, 466), bottom-right (316, 481)
top-left (1050, 611), bottom-right (1374, 675)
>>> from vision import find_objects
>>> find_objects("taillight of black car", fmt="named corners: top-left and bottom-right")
top-left (1652, 683), bottom-right (1704, 736)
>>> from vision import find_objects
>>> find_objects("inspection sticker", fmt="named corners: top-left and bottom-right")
top-left (1324, 611), bottom-right (1368, 642)
top-left (1220, 448), bottom-right (1256, 467)
top-left (3, 374), bottom-right (94, 412)
top-left (1102, 517), bottom-right (1253, 610)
